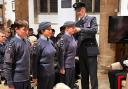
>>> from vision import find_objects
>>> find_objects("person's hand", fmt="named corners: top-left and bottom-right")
top-left (32, 79), bottom-right (37, 84)
top-left (75, 27), bottom-right (81, 32)
top-left (60, 68), bottom-right (65, 75)
top-left (31, 79), bottom-right (37, 87)
top-left (8, 88), bottom-right (15, 89)
top-left (8, 85), bottom-right (15, 89)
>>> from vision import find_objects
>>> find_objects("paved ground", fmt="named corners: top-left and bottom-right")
top-left (75, 69), bottom-right (110, 89)
top-left (97, 70), bottom-right (110, 89)
top-left (0, 69), bottom-right (111, 89)
top-left (0, 68), bottom-right (126, 89)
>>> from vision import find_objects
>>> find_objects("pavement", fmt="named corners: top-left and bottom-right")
top-left (75, 69), bottom-right (110, 89)
top-left (97, 69), bottom-right (110, 89)
top-left (0, 69), bottom-right (111, 89)
top-left (1, 67), bottom-right (127, 89)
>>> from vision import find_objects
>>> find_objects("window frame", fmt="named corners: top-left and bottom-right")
top-left (61, 0), bottom-right (72, 8)
top-left (38, 0), bottom-right (58, 14)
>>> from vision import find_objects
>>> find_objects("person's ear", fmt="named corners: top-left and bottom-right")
top-left (41, 30), bottom-right (44, 34)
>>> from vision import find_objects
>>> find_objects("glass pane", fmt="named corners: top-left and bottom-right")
top-left (40, 0), bottom-right (47, 12)
top-left (81, 0), bottom-right (92, 12)
top-left (118, 0), bottom-right (120, 12)
top-left (61, 0), bottom-right (72, 8)
top-left (94, 0), bottom-right (100, 12)
top-left (50, 0), bottom-right (58, 12)
top-left (76, 0), bottom-right (79, 2)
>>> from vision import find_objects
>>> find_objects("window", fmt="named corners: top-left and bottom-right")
top-left (77, 0), bottom-right (100, 13)
top-left (61, 0), bottom-right (72, 8)
top-left (40, 0), bottom-right (58, 13)
top-left (94, 0), bottom-right (100, 12)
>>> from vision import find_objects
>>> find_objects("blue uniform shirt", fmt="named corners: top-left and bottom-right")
top-left (4, 34), bottom-right (31, 86)
top-left (58, 32), bottom-right (77, 69)
top-left (32, 35), bottom-right (56, 78)
top-left (0, 43), bottom-right (6, 63)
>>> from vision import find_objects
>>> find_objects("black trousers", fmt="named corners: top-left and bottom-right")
top-left (60, 68), bottom-right (75, 89)
top-left (13, 80), bottom-right (31, 89)
top-left (108, 70), bottom-right (127, 89)
top-left (78, 44), bottom-right (98, 89)
top-left (37, 74), bottom-right (55, 89)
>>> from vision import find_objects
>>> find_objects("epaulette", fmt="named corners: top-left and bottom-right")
top-left (60, 38), bottom-right (64, 47)
top-left (6, 38), bottom-right (15, 49)
top-left (56, 38), bottom-right (64, 48)
top-left (32, 41), bottom-right (41, 50)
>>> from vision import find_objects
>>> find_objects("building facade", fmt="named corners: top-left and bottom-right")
top-left (3, 0), bottom-right (128, 69)
top-left (28, 0), bottom-right (100, 35)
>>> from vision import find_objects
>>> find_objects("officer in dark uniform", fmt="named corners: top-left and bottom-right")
top-left (73, 2), bottom-right (99, 89)
top-left (57, 21), bottom-right (77, 89)
top-left (32, 22), bottom-right (56, 89)
top-left (3, 20), bottom-right (31, 89)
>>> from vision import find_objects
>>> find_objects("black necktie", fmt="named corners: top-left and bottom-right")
top-left (47, 38), bottom-right (49, 41)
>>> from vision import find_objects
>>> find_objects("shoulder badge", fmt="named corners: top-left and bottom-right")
top-left (6, 39), bottom-right (15, 51)
top-left (56, 38), bottom-right (64, 48)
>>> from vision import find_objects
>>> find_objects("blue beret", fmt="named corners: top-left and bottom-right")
top-left (63, 21), bottom-right (75, 27)
top-left (73, 2), bottom-right (86, 10)
top-left (38, 22), bottom-right (51, 31)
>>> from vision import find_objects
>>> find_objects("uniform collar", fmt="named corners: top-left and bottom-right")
top-left (40, 35), bottom-right (48, 41)
top-left (80, 15), bottom-right (88, 20)
top-left (65, 32), bottom-right (72, 37)
top-left (65, 32), bottom-right (74, 39)
top-left (0, 42), bottom-right (4, 45)
top-left (15, 34), bottom-right (27, 42)
top-left (15, 34), bottom-right (23, 40)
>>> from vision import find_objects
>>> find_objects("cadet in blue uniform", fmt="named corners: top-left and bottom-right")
top-left (73, 2), bottom-right (99, 89)
top-left (0, 31), bottom-right (6, 83)
top-left (3, 20), bottom-right (31, 89)
top-left (32, 22), bottom-right (56, 89)
top-left (57, 21), bottom-right (77, 89)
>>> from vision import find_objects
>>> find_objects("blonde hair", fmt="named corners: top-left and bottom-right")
top-left (53, 83), bottom-right (71, 89)
top-left (4, 28), bottom-right (11, 33)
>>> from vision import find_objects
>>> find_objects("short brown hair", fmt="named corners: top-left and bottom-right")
top-left (14, 20), bottom-right (29, 29)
